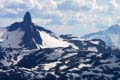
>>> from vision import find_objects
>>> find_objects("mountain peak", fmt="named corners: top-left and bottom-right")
top-left (108, 24), bottom-right (120, 30)
top-left (23, 12), bottom-right (32, 25)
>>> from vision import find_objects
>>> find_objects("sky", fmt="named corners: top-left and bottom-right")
top-left (0, 0), bottom-right (120, 36)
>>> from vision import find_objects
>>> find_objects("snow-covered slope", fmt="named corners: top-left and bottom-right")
top-left (82, 24), bottom-right (120, 48)
top-left (0, 28), bottom-right (25, 48)
top-left (0, 12), bottom-right (76, 49)
top-left (39, 31), bottom-right (72, 48)
top-left (0, 28), bottom-right (6, 42)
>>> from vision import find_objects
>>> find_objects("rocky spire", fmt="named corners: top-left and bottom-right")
top-left (23, 12), bottom-right (32, 25)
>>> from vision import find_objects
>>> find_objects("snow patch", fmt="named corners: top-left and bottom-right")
top-left (88, 47), bottom-right (98, 52)
top-left (90, 41), bottom-right (99, 45)
top-left (60, 65), bottom-right (68, 70)
top-left (63, 53), bottom-right (78, 59)
top-left (43, 61), bottom-right (61, 70)
top-left (78, 63), bottom-right (91, 69)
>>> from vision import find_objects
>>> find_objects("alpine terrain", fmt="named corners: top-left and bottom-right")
top-left (0, 12), bottom-right (120, 80)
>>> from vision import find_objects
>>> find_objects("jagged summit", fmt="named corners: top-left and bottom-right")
top-left (23, 12), bottom-right (32, 25)
top-left (23, 12), bottom-right (32, 26)
top-left (0, 12), bottom-right (73, 49)
top-left (7, 12), bottom-right (33, 31)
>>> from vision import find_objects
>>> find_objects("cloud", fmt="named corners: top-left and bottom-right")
top-left (109, 0), bottom-right (118, 9)
top-left (0, 18), bottom-right (21, 27)
top-left (0, 0), bottom-right (6, 9)
top-left (90, 0), bottom-right (104, 12)
top-left (33, 18), bottom-right (52, 26)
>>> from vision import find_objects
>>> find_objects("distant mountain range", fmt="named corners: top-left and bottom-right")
top-left (0, 12), bottom-right (120, 80)
top-left (82, 24), bottom-right (120, 48)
